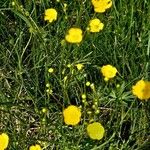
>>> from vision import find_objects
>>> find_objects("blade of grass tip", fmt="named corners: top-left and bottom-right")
top-left (11, 9), bottom-right (33, 28)
top-left (21, 34), bottom-right (32, 59)
top-left (145, 32), bottom-right (150, 78)
top-left (11, 9), bottom-right (46, 49)
top-left (112, 0), bottom-right (119, 19)
top-left (147, 32), bottom-right (150, 57)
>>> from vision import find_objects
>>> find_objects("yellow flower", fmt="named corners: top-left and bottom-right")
top-left (48, 68), bottom-right (54, 73)
top-left (63, 105), bottom-right (81, 125)
top-left (67, 64), bottom-right (71, 68)
top-left (86, 81), bottom-right (91, 86)
top-left (101, 65), bottom-right (117, 80)
top-left (12, 1), bottom-right (15, 6)
top-left (132, 80), bottom-right (150, 100)
top-left (76, 64), bottom-right (84, 70)
top-left (87, 122), bottom-right (105, 140)
top-left (29, 144), bottom-right (42, 150)
top-left (81, 94), bottom-right (86, 99)
top-left (46, 83), bottom-right (50, 87)
top-left (44, 8), bottom-right (57, 23)
top-left (0, 133), bottom-right (9, 150)
top-left (65, 28), bottom-right (83, 43)
top-left (89, 18), bottom-right (104, 32)
top-left (92, 0), bottom-right (112, 13)
top-left (42, 108), bottom-right (47, 113)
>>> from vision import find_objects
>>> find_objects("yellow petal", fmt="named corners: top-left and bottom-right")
top-left (87, 122), bottom-right (105, 140)
top-left (0, 133), bottom-right (9, 149)
top-left (63, 105), bottom-right (81, 125)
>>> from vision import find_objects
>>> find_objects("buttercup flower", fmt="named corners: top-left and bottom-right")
top-left (65, 28), bottom-right (83, 43)
top-left (89, 18), bottom-right (104, 32)
top-left (76, 64), bottom-right (84, 70)
top-left (87, 122), bottom-right (105, 140)
top-left (29, 144), bottom-right (42, 150)
top-left (92, 0), bottom-right (112, 13)
top-left (86, 81), bottom-right (91, 86)
top-left (48, 68), bottom-right (54, 73)
top-left (132, 80), bottom-right (150, 100)
top-left (44, 8), bottom-right (57, 23)
top-left (101, 65), bottom-right (117, 81)
top-left (0, 133), bottom-right (9, 150)
top-left (81, 94), bottom-right (86, 99)
top-left (63, 105), bottom-right (81, 125)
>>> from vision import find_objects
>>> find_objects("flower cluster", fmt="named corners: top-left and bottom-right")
top-left (63, 105), bottom-right (105, 140)
top-left (0, 132), bottom-right (43, 150)
top-left (7, 0), bottom-right (150, 148)
top-left (44, 0), bottom-right (113, 44)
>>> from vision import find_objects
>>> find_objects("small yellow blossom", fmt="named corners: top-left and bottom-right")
top-left (46, 83), bottom-right (50, 87)
top-left (0, 133), bottom-right (9, 150)
top-left (48, 68), bottom-right (54, 73)
top-left (76, 64), bottom-right (84, 70)
top-left (87, 122), bottom-right (105, 140)
top-left (92, 105), bottom-right (96, 109)
top-left (132, 80), bottom-right (150, 100)
top-left (67, 64), bottom-right (71, 68)
top-left (64, 3), bottom-right (67, 8)
top-left (42, 108), bottom-right (47, 113)
top-left (65, 28), bottom-right (83, 43)
top-left (46, 89), bottom-right (53, 94)
top-left (44, 8), bottom-right (57, 23)
top-left (92, 0), bottom-right (112, 13)
top-left (63, 105), bottom-right (81, 125)
top-left (29, 144), bottom-right (42, 150)
top-left (12, 1), bottom-right (15, 6)
top-left (86, 81), bottom-right (91, 86)
top-left (101, 65), bottom-right (117, 80)
top-left (82, 94), bottom-right (86, 99)
top-left (94, 101), bottom-right (98, 105)
top-left (95, 109), bottom-right (100, 114)
top-left (82, 99), bottom-right (86, 103)
top-left (89, 18), bottom-right (104, 32)
top-left (116, 84), bottom-right (120, 88)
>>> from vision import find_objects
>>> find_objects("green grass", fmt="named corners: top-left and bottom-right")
top-left (0, 0), bottom-right (150, 149)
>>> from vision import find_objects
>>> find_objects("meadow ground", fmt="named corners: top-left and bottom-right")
top-left (0, 0), bottom-right (150, 149)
